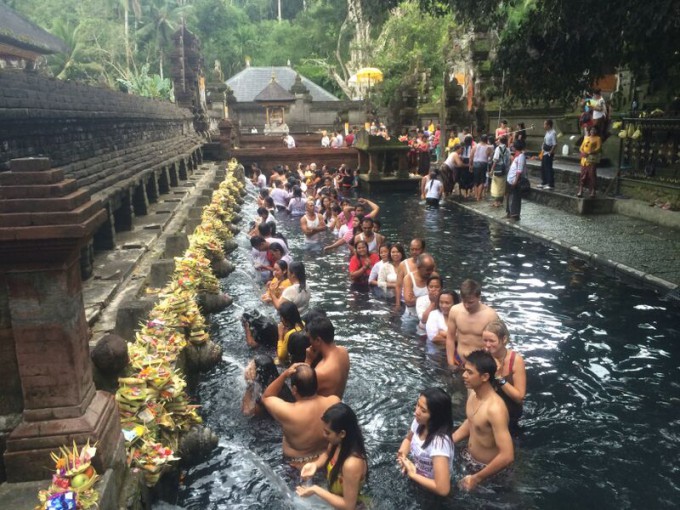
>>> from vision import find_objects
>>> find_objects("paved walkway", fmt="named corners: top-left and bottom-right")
top-left (449, 195), bottom-right (680, 292)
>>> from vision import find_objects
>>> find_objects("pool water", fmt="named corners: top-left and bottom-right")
top-left (170, 189), bottom-right (680, 510)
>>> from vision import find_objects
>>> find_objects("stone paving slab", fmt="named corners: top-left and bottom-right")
top-left (450, 196), bottom-right (680, 291)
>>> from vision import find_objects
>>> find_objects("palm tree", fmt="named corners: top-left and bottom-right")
top-left (137, 0), bottom-right (192, 80)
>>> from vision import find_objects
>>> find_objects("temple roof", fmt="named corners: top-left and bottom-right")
top-left (226, 66), bottom-right (340, 102)
top-left (253, 77), bottom-right (295, 103)
top-left (0, 4), bottom-right (69, 55)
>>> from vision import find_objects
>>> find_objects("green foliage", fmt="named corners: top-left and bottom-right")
top-left (117, 63), bottom-right (174, 100)
top-left (372, 1), bottom-right (456, 106)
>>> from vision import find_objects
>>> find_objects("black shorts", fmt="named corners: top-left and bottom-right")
top-left (473, 162), bottom-right (488, 186)
top-left (425, 197), bottom-right (440, 208)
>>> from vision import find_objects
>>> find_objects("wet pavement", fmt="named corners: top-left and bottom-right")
top-left (450, 194), bottom-right (680, 291)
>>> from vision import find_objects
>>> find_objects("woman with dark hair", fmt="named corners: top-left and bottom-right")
top-left (425, 289), bottom-right (459, 352)
top-left (348, 240), bottom-right (379, 286)
top-left (242, 354), bottom-right (293, 417)
top-left (397, 388), bottom-right (454, 496)
top-left (378, 242), bottom-right (405, 299)
top-left (272, 261), bottom-right (310, 315)
top-left (297, 403), bottom-right (368, 509)
top-left (276, 301), bottom-right (304, 365)
top-left (287, 331), bottom-right (310, 364)
top-left (261, 259), bottom-right (291, 303)
top-left (269, 242), bottom-right (292, 267)
top-left (287, 186), bottom-right (306, 216)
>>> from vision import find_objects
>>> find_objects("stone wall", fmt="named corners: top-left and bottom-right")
top-left (0, 69), bottom-right (205, 255)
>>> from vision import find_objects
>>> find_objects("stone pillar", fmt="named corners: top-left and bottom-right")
top-left (133, 181), bottom-right (149, 217)
top-left (397, 151), bottom-right (410, 178)
top-left (0, 157), bottom-right (122, 482)
top-left (218, 118), bottom-right (233, 160)
top-left (367, 152), bottom-right (381, 181)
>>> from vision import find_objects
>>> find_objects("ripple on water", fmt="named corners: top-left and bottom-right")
top-left (167, 188), bottom-right (680, 510)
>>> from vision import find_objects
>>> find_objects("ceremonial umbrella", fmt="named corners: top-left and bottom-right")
top-left (356, 67), bottom-right (384, 84)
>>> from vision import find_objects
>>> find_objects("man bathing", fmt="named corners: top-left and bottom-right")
top-left (262, 364), bottom-right (340, 466)
top-left (452, 350), bottom-right (514, 491)
top-left (305, 316), bottom-right (350, 399)
top-left (446, 279), bottom-right (498, 367)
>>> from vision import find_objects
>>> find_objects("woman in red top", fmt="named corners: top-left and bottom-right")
top-left (348, 240), bottom-right (379, 286)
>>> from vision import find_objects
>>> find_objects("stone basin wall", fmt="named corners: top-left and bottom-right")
top-left (0, 69), bottom-right (205, 255)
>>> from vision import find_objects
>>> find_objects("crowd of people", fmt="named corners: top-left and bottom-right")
top-left (239, 162), bottom-right (527, 508)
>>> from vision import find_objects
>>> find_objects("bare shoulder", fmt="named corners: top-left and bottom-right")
top-left (482, 304), bottom-right (499, 319)
top-left (488, 394), bottom-right (510, 422)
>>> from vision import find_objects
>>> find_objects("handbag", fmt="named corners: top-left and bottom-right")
top-left (518, 174), bottom-right (531, 197)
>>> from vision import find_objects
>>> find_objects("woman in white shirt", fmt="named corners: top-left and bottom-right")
top-left (271, 261), bottom-right (310, 315)
top-left (378, 243), bottom-right (405, 299)
top-left (397, 388), bottom-right (454, 496)
top-left (425, 289), bottom-right (458, 353)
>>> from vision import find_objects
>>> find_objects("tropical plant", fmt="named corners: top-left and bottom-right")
top-left (117, 63), bottom-right (174, 100)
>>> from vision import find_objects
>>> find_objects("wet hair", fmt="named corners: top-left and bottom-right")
top-left (322, 403), bottom-right (368, 488)
top-left (288, 261), bottom-right (306, 291)
top-left (303, 307), bottom-right (328, 325)
top-left (267, 221), bottom-right (287, 245)
top-left (257, 222), bottom-right (272, 237)
top-left (411, 238), bottom-right (426, 251)
top-left (438, 289), bottom-right (460, 310)
top-left (249, 235), bottom-right (266, 249)
top-left (483, 319), bottom-right (509, 344)
top-left (288, 331), bottom-right (310, 363)
top-left (354, 240), bottom-right (369, 253)
top-left (279, 301), bottom-right (303, 329)
top-left (427, 274), bottom-right (443, 287)
top-left (418, 388), bottom-right (454, 449)
top-left (466, 350), bottom-right (497, 381)
top-left (264, 197), bottom-right (274, 208)
top-left (460, 278), bottom-right (482, 298)
top-left (373, 219), bottom-right (381, 230)
top-left (416, 253), bottom-right (435, 269)
top-left (307, 316), bottom-right (334, 344)
top-left (390, 242), bottom-right (406, 261)
top-left (257, 206), bottom-right (268, 217)
top-left (292, 186), bottom-right (302, 198)
top-left (252, 354), bottom-right (279, 389)
top-left (269, 243), bottom-right (284, 258)
top-left (361, 217), bottom-right (374, 226)
top-left (274, 259), bottom-right (288, 275)
top-left (291, 364), bottom-right (317, 397)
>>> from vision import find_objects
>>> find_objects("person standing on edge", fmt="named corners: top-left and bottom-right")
top-left (538, 119), bottom-right (557, 190)
top-left (452, 350), bottom-right (514, 491)
top-left (489, 136), bottom-right (510, 208)
top-left (505, 139), bottom-right (526, 221)
top-left (590, 89), bottom-right (606, 136)
top-left (470, 134), bottom-right (492, 202)
top-left (577, 126), bottom-right (602, 198)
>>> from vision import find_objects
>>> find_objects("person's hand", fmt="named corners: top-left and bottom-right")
top-left (357, 197), bottom-right (366, 204)
top-left (459, 474), bottom-right (480, 491)
top-left (296, 485), bottom-right (317, 498)
top-left (300, 462), bottom-right (318, 479)
top-left (397, 455), bottom-right (416, 477)
top-left (285, 362), bottom-right (305, 378)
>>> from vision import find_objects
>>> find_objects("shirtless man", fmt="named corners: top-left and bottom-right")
top-left (262, 364), bottom-right (340, 465)
top-left (353, 217), bottom-right (385, 255)
top-left (452, 350), bottom-right (514, 491)
top-left (300, 200), bottom-right (326, 245)
top-left (395, 238), bottom-right (426, 307)
top-left (446, 279), bottom-right (498, 367)
top-left (304, 316), bottom-right (350, 399)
